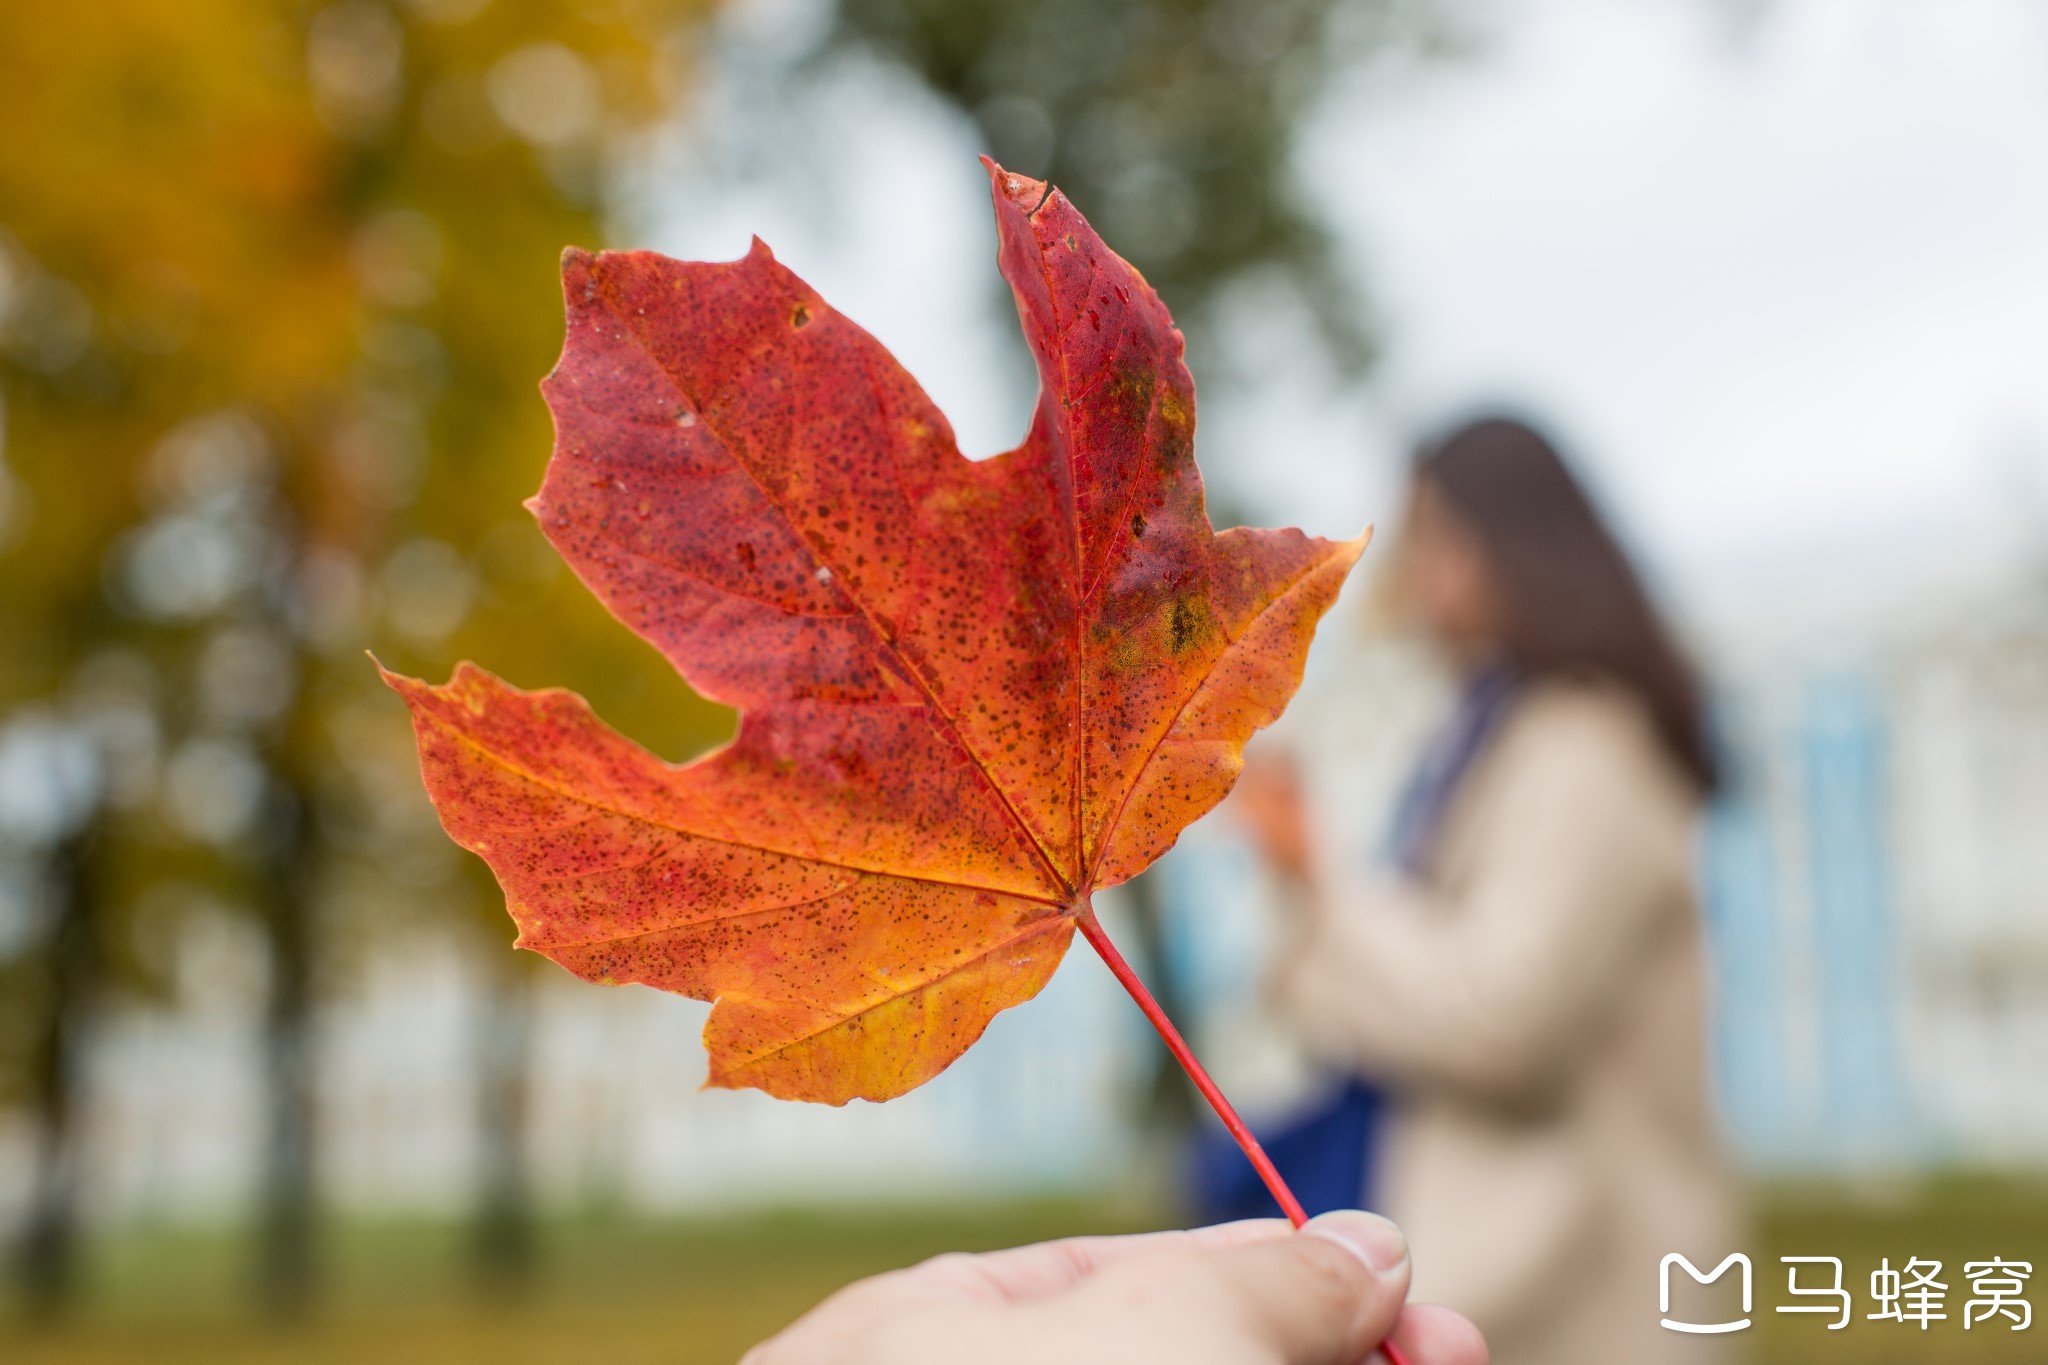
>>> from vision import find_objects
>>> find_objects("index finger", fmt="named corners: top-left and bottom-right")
top-left (901, 1219), bottom-right (1296, 1303)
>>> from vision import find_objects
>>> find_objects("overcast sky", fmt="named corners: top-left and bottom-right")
top-left (644, 0), bottom-right (2048, 650)
top-left (1310, 0), bottom-right (2048, 631)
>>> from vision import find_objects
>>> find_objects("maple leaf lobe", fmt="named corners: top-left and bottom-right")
top-left (386, 161), bottom-right (1365, 1106)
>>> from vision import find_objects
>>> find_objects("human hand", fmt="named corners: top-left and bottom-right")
top-left (1233, 751), bottom-right (1316, 887)
top-left (742, 1212), bottom-right (1487, 1365)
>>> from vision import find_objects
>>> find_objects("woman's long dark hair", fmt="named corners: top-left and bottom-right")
top-left (1414, 416), bottom-right (1719, 794)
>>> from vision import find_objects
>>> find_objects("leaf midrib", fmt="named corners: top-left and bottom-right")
top-left (586, 264), bottom-right (1075, 903)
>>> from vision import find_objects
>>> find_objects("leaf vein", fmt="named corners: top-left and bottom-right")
top-left (426, 709), bottom-right (1067, 909)
top-left (717, 914), bottom-right (1069, 1075)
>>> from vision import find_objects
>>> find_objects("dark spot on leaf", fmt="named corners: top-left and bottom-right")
top-left (1130, 513), bottom-right (1147, 540)
top-left (736, 542), bottom-right (757, 572)
top-left (1169, 599), bottom-right (1198, 654)
top-left (791, 303), bottom-right (811, 328)
top-left (1155, 420), bottom-right (1192, 474)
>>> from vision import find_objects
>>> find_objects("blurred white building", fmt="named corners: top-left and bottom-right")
top-left (0, 898), bottom-right (1146, 1230)
top-left (1701, 564), bottom-right (2048, 1170)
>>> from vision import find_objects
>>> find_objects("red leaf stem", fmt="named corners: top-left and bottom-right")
top-left (1076, 905), bottom-right (1415, 1365)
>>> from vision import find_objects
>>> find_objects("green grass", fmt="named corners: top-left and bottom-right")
top-left (2, 1176), bottom-right (2044, 1363)
top-left (0, 1197), bottom-right (1168, 1365)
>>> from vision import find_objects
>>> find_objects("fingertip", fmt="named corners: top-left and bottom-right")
top-left (1389, 1303), bottom-right (1490, 1365)
top-left (1303, 1210), bottom-right (1409, 1274)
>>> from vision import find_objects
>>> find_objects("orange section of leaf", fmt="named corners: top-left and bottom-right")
top-left (386, 161), bottom-right (1364, 1105)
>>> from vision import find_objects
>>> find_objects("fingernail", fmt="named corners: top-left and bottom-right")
top-left (1304, 1211), bottom-right (1409, 1273)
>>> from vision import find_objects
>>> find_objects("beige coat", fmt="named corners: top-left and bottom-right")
top-left (1274, 680), bottom-right (1744, 1365)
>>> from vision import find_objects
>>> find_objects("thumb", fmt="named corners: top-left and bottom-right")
top-left (1208, 1211), bottom-right (1413, 1365)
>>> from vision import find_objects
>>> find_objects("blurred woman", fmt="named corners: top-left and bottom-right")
top-left (1240, 417), bottom-right (1740, 1365)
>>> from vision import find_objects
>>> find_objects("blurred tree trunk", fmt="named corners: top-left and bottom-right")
top-left (253, 770), bottom-right (317, 1320)
top-left (15, 823), bottom-right (101, 1320)
top-left (471, 948), bottom-right (536, 1295)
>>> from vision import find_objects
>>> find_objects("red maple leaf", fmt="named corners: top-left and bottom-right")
top-left (384, 159), bottom-right (1367, 1229)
